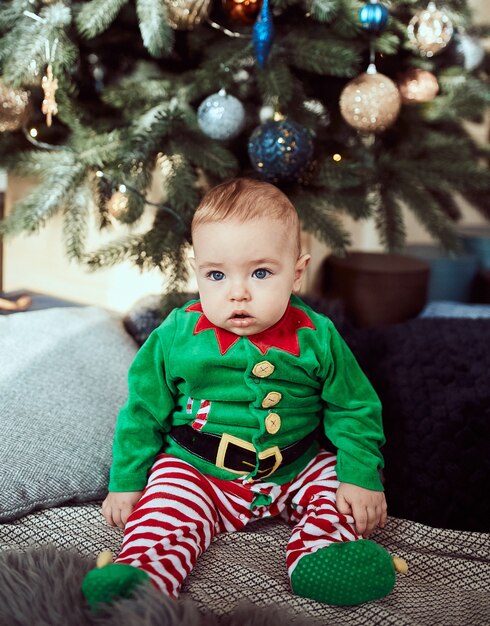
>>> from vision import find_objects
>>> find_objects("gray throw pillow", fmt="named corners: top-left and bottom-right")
top-left (0, 306), bottom-right (137, 522)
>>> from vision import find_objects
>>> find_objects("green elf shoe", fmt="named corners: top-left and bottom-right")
top-left (82, 551), bottom-right (151, 611)
top-left (290, 539), bottom-right (398, 606)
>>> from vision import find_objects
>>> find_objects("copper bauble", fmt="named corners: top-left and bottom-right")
top-left (222, 0), bottom-right (262, 24)
top-left (397, 68), bottom-right (439, 104)
top-left (339, 67), bottom-right (401, 133)
top-left (0, 80), bottom-right (31, 133)
top-left (164, 0), bottom-right (211, 30)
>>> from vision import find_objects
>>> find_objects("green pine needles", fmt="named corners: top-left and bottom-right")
top-left (0, 0), bottom-right (489, 289)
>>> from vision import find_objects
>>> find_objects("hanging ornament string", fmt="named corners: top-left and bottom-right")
top-left (206, 17), bottom-right (250, 38)
top-left (23, 10), bottom-right (59, 127)
top-left (42, 38), bottom-right (59, 127)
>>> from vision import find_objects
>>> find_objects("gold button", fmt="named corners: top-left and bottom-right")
top-left (262, 392), bottom-right (282, 408)
top-left (252, 361), bottom-right (275, 378)
top-left (265, 412), bottom-right (281, 434)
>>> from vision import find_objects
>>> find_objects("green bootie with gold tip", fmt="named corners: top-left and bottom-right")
top-left (82, 551), bottom-right (151, 611)
top-left (290, 539), bottom-right (401, 606)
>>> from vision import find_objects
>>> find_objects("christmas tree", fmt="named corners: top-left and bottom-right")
top-left (0, 0), bottom-right (489, 292)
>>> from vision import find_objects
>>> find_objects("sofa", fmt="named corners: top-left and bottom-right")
top-left (0, 297), bottom-right (489, 625)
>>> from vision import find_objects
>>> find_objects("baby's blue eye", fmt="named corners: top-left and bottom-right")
top-left (253, 268), bottom-right (270, 280)
top-left (209, 271), bottom-right (225, 281)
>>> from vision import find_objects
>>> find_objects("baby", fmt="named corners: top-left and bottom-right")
top-left (82, 177), bottom-right (397, 610)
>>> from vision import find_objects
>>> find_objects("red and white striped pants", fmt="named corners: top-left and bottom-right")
top-left (115, 450), bottom-right (360, 598)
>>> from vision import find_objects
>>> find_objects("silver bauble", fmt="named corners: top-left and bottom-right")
top-left (455, 33), bottom-right (485, 72)
top-left (197, 89), bottom-right (245, 141)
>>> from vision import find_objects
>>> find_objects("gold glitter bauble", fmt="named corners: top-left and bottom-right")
top-left (407, 1), bottom-right (453, 58)
top-left (339, 68), bottom-right (401, 133)
top-left (163, 0), bottom-right (211, 30)
top-left (397, 68), bottom-right (439, 104)
top-left (0, 80), bottom-right (31, 133)
top-left (107, 190), bottom-right (129, 219)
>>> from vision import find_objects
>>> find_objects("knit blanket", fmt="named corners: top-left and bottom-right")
top-left (1, 504), bottom-right (489, 626)
top-left (342, 317), bottom-right (490, 533)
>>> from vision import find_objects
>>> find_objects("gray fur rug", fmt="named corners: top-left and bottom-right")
top-left (0, 546), bottom-right (318, 626)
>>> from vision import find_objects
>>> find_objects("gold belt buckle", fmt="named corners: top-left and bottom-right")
top-left (256, 446), bottom-right (283, 479)
top-left (216, 433), bottom-right (283, 479)
top-left (216, 433), bottom-right (256, 475)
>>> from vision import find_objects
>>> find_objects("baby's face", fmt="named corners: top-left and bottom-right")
top-left (191, 217), bottom-right (310, 336)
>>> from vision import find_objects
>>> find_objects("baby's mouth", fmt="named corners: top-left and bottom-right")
top-left (229, 311), bottom-right (253, 326)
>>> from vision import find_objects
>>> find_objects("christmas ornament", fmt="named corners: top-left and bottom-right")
top-left (0, 80), bottom-right (31, 132)
top-left (197, 89), bottom-right (245, 140)
top-left (397, 68), bottom-right (439, 104)
top-left (253, 0), bottom-right (274, 67)
top-left (407, 2), bottom-right (453, 58)
top-left (359, 1), bottom-right (389, 35)
top-left (41, 63), bottom-right (58, 127)
top-left (107, 189), bottom-right (129, 220)
top-left (259, 104), bottom-right (275, 122)
top-left (163, 0), bottom-right (211, 30)
top-left (453, 32), bottom-right (485, 72)
top-left (248, 115), bottom-right (314, 181)
top-left (339, 64), bottom-right (401, 133)
top-left (223, 0), bottom-right (262, 25)
top-left (303, 98), bottom-right (331, 128)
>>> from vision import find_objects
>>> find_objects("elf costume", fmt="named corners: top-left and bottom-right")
top-left (82, 296), bottom-right (397, 609)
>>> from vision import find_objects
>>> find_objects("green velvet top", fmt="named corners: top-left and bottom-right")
top-left (109, 295), bottom-right (385, 492)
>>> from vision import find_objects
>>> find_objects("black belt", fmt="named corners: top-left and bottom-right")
top-left (169, 425), bottom-right (318, 480)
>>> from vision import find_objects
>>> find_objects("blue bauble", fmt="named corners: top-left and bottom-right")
top-left (248, 118), bottom-right (314, 182)
top-left (359, 1), bottom-right (389, 35)
top-left (253, 0), bottom-right (274, 67)
top-left (197, 89), bottom-right (245, 141)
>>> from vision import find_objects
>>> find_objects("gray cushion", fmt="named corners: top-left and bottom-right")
top-left (0, 306), bottom-right (137, 522)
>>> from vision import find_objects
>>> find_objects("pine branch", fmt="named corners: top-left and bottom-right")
top-left (168, 135), bottom-right (239, 180)
top-left (311, 157), bottom-right (369, 190)
top-left (63, 185), bottom-right (91, 262)
top-left (330, 0), bottom-right (363, 38)
top-left (373, 32), bottom-right (401, 56)
top-left (308, 0), bottom-right (341, 24)
top-left (85, 220), bottom-right (190, 291)
top-left (0, 162), bottom-right (86, 236)
top-left (375, 189), bottom-right (406, 251)
top-left (395, 177), bottom-right (462, 252)
top-left (0, 0), bottom-right (32, 29)
top-left (75, 0), bottom-right (129, 39)
top-left (0, 3), bottom-right (74, 87)
top-left (160, 155), bottom-right (200, 222)
top-left (427, 189), bottom-right (462, 221)
top-left (284, 34), bottom-right (361, 77)
top-left (326, 189), bottom-right (372, 220)
top-left (460, 191), bottom-right (490, 221)
top-left (291, 190), bottom-right (351, 253)
top-left (256, 61), bottom-right (295, 108)
top-left (102, 76), bottom-right (175, 112)
top-left (136, 0), bottom-right (174, 58)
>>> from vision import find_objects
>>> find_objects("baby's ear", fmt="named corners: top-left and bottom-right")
top-left (293, 254), bottom-right (311, 291)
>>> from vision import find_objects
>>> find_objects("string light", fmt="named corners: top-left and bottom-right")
top-left (29, 128), bottom-right (38, 138)
top-left (332, 153), bottom-right (342, 162)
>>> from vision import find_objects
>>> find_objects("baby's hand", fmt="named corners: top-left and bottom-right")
top-left (101, 491), bottom-right (143, 529)
top-left (336, 482), bottom-right (387, 538)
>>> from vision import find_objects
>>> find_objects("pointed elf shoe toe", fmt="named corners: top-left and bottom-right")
top-left (290, 539), bottom-right (398, 606)
top-left (82, 551), bottom-right (150, 611)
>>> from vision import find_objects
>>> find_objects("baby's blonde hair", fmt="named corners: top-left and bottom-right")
top-left (191, 178), bottom-right (301, 256)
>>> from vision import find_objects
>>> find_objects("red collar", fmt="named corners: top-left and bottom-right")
top-left (185, 301), bottom-right (315, 356)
